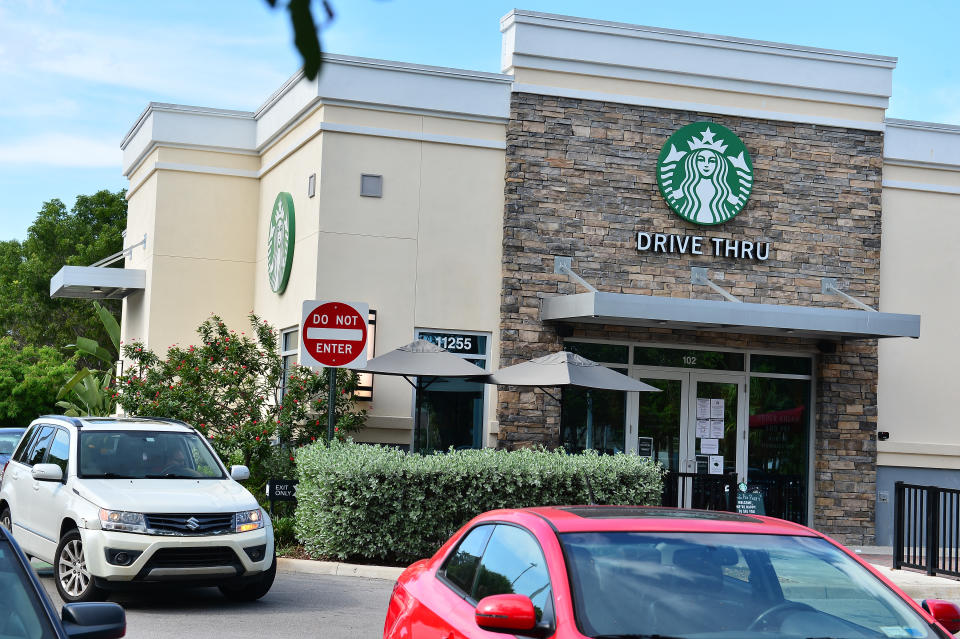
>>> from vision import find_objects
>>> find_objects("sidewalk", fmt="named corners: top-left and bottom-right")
top-left (853, 546), bottom-right (960, 602)
top-left (277, 546), bottom-right (960, 603)
top-left (277, 549), bottom-right (960, 604)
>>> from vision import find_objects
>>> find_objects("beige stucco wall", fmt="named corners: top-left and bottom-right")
top-left (878, 166), bottom-right (960, 469)
top-left (253, 133), bottom-right (322, 334)
top-left (123, 161), bottom-right (260, 351)
top-left (123, 86), bottom-right (506, 447)
top-left (511, 67), bottom-right (886, 127)
top-left (248, 104), bottom-right (506, 446)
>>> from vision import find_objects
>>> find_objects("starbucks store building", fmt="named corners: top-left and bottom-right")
top-left (73, 11), bottom-right (960, 545)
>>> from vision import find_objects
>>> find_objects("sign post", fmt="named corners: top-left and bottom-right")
top-left (300, 300), bottom-right (369, 441)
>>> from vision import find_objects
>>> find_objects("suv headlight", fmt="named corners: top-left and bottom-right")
top-left (235, 509), bottom-right (264, 533)
top-left (99, 509), bottom-right (147, 533)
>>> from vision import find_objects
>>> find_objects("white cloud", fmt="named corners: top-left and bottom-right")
top-left (0, 6), bottom-right (293, 110)
top-left (0, 133), bottom-right (120, 167)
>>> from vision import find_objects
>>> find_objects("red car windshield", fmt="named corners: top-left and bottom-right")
top-left (560, 531), bottom-right (938, 639)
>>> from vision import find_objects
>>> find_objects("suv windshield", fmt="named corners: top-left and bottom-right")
top-left (561, 531), bottom-right (939, 639)
top-left (78, 431), bottom-right (225, 479)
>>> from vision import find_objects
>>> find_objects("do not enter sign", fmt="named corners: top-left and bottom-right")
top-left (300, 300), bottom-right (369, 369)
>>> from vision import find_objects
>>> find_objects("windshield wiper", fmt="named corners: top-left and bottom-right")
top-left (593, 635), bottom-right (688, 639)
top-left (144, 473), bottom-right (195, 479)
top-left (87, 473), bottom-right (137, 479)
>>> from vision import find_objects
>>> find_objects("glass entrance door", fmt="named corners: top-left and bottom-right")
top-left (684, 375), bottom-right (745, 510)
top-left (636, 372), bottom-right (745, 510)
top-left (635, 375), bottom-right (687, 508)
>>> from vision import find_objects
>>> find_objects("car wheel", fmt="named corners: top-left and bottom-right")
top-left (219, 551), bottom-right (277, 602)
top-left (0, 506), bottom-right (11, 532)
top-left (55, 529), bottom-right (106, 603)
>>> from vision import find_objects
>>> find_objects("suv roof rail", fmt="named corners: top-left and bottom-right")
top-left (136, 416), bottom-right (194, 429)
top-left (35, 415), bottom-right (85, 428)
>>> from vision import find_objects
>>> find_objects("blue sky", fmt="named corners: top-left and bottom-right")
top-left (1, 0), bottom-right (958, 242)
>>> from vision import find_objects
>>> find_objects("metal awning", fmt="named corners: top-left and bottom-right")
top-left (541, 292), bottom-right (920, 340)
top-left (50, 266), bottom-right (146, 300)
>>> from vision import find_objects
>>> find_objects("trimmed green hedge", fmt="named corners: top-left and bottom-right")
top-left (294, 441), bottom-right (664, 565)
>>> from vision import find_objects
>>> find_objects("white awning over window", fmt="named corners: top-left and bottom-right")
top-left (50, 266), bottom-right (145, 300)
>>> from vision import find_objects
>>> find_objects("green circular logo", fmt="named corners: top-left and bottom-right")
top-left (657, 122), bottom-right (753, 225)
top-left (267, 192), bottom-right (295, 294)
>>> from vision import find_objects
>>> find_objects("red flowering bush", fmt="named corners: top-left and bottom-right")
top-left (116, 313), bottom-right (366, 500)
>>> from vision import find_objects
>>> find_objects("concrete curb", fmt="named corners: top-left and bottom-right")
top-left (277, 557), bottom-right (404, 581)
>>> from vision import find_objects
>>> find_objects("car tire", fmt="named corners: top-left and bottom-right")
top-left (0, 506), bottom-right (11, 532)
top-left (54, 529), bottom-right (107, 603)
top-left (219, 551), bottom-right (277, 602)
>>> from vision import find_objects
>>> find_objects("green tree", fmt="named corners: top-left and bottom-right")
top-left (57, 302), bottom-right (121, 417)
top-left (116, 314), bottom-right (366, 495)
top-left (0, 190), bottom-right (127, 349)
top-left (0, 337), bottom-right (77, 426)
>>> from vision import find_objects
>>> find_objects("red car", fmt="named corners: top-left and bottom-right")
top-left (384, 506), bottom-right (960, 638)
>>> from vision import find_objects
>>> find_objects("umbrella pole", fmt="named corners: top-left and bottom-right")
top-left (585, 391), bottom-right (594, 451)
top-left (413, 378), bottom-right (422, 453)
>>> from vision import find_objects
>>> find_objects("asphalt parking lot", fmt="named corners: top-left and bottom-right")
top-left (35, 563), bottom-right (394, 639)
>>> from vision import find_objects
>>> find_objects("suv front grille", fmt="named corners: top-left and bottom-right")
top-left (148, 547), bottom-right (240, 568)
top-left (144, 513), bottom-right (233, 535)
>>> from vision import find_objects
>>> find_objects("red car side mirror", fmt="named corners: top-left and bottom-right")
top-left (475, 594), bottom-right (537, 634)
top-left (923, 599), bottom-right (960, 634)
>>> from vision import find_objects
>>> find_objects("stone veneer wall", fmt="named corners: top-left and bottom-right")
top-left (499, 92), bottom-right (883, 544)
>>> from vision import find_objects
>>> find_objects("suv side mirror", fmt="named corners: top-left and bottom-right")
top-left (32, 463), bottom-right (63, 482)
top-left (62, 602), bottom-right (126, 639)
top-left (922, 599), bottom-right (960, 634)
top-left (475, 594), bottom-right (537, 634)
top-left (231, 465), bottom-right (250, 481)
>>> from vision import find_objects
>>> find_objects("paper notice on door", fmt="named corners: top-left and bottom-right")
top-left (695, 419), bottom-right (711, 438)
top-left (710, 398), bottom-right (724, 419)
top-left (700, 438), bottom-right (719, 454)
top-left (710, 419), bottom-right (725, 439)
top-left (696, 398), bottom-right (711, 419)
top-left (709, 455), bottom-right (724, 474)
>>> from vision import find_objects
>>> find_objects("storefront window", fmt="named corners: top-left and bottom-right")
top-left (634, 346), bottom-right (744, 371)
top-left (561, 369), bottom-right (626, 454)
top-left (564, 341), bottom-right (629, 364)
top-left (280, 327), bottom-right (298, 399)
top-left (750, 354), bottom-right (812, 375)
top-left (748, 377), bottom-right (811, 524)
top-left (414, 330), bottom-right (489, 452)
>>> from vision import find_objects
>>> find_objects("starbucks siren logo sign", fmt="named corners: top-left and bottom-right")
top-left (657, 122), bottom-right (753, 225)
top-left (267, 192), bottom-right (295, 294)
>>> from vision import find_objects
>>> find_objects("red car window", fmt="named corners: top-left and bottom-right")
top-left (472, 524), bottom-right (554, 624)
top-left (439, 524), bottom-right (493, 595)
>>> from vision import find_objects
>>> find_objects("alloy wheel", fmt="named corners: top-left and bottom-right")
top-left (0, 511), bottom-right (10, 532)
top-left (58, 538), bottom-right (91, 598)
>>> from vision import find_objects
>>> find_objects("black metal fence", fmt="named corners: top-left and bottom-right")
top-left (663, 472), bottom-right (738, 511)
top-left (893, 481), bottom-right (960, 577)
top-left (661, 472), bottom-right (806, 523)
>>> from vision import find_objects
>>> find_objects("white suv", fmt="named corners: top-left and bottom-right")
top-left (0, 416), bottom-right (275, 603)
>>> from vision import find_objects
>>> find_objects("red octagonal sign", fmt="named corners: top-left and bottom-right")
top-left (300, 300), bottom-right (368, 369)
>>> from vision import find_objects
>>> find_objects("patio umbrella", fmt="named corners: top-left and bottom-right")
top-left (346, 339), bottom-right (485, 452)
top-left (485, 351), bottom-right (659, 450)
